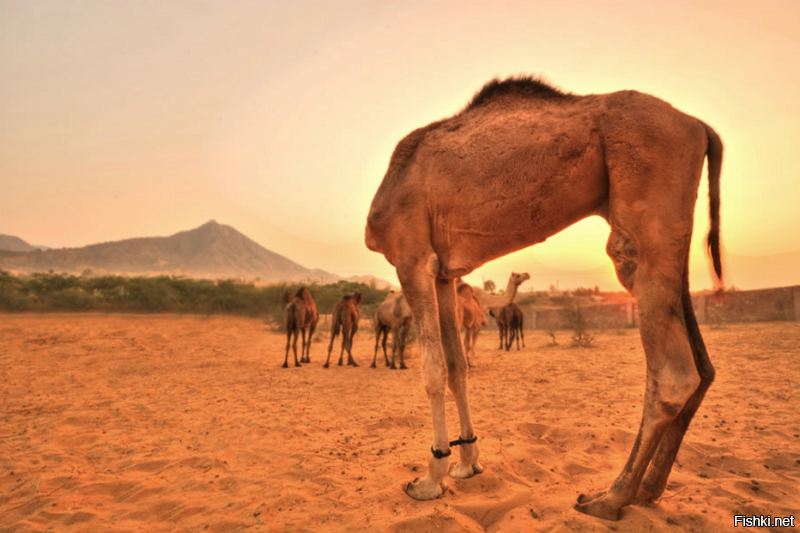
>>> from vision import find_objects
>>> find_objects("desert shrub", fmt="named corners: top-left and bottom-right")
top-left (566, 307), bottom-right (595, 348)
top-left (47, 289), bottom-right (96, 310)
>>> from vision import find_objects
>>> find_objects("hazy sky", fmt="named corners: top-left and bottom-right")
top-left (2, 0), bottom-right (798, 290)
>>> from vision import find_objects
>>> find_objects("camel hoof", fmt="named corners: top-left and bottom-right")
top-left (400, 364), bottom-right (408, 370)
top-left (281, 363), bottom-right (288, 368)
top-left (323, 363), bottom-right (329, 369)
top-left (576, 491), bottom-right (605, 504)
top-left (370, 363), bottom-right (376, 368)
top-left (390, 364), bottom-right (397, 370)
top-left (337, 361), bottom-right (343, 366)
top-left (634, 484), bottom-right (663, 505)
top-left (574, 494), bottom-right (623, 521)
top-left (449, 461), bottom-right (483, 479)
top-left (404, 477), bottom-right (446, 501)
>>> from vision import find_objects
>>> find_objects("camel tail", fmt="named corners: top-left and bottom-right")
top-left (703, 122), bottom-right (723, 284)
top-left (331, 306), bottom-right (343, 339)
top-left (284, 303), bottom-right (296, 333)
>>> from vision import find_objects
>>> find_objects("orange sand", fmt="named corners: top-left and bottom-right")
top-left (1, 314), bottom-right (798, 532)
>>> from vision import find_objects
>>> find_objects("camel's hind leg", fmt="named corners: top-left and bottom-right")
top-left (462, 328), bottom-right (473, 368)
top-left (575, 226), bottom-right (701, 521)
top-left (323, 326), bottom-right (338, 369)
top-left (505, 322), bottom-right (516, 351)
top-left (397, 322), bottom-right (410, 369)
top-left (635, 259), bottom-right (715, 503)
top-left (398, 253), bottom-right (451, 501)
top-left (303, 323), bottom-right (316, 363)
top-left (282, 328), bottom-right (294, 368)
top-left (337, 332), bottom-right (346, 366)
top-left (371, 325), bottom-right (387, 368)
top-left (346, 323), bottom-right (359, 366)
top-left (436, 278), bottom-right (483, 480)
top-left (290, 329), bottom-right (302, 367)
top-left (299, 328), bottom-right (308, 363)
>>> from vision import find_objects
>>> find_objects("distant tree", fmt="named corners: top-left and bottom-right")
top-left (483, 279), bottom-right (496, 293)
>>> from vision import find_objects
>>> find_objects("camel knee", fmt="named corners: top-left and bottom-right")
top-left (607, 231), bottom-right (638, 292)
top-left (422, 360), bottom-right (448, 399)
top-left (647, 369), bottom-right (702, 420)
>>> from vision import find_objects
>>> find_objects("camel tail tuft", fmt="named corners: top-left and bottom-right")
top-left (703, 122), bottom-right (723, 285)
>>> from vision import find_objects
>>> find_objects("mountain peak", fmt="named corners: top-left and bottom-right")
top-left (0, 221), bottom-right (343, 283)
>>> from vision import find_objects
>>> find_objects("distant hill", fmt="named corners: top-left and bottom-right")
top-left (0, 220), bottom-right (342, 283)
top-left (0, 234), bottom-right (43, 252)
top-left (345, 274), bottom-right (395, 290)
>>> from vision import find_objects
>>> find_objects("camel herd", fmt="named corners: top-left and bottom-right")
top-left (281, 271), bottom-right (531, 370)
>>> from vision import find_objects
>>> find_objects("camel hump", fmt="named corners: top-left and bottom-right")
top-left (295, 287), bottom-right (310, 299)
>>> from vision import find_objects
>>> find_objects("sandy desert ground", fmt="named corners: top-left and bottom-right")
top-left (1, 313), bottom-right (798, 532)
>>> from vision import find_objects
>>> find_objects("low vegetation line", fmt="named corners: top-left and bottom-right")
top-left (0, 270), bottom-right (390, 326)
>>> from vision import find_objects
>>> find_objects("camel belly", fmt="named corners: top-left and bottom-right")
top-left (427, 131), bottom-right (608, 276)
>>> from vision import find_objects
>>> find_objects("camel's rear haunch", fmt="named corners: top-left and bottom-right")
top-left (365, 76), bottom-right (723, 521)
top-left (324, 292), bottom-right (362, 368)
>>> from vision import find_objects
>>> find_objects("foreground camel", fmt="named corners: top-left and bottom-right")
top-left (372, 291), bottom-right (413, 369)
top-left (324, 292), bottom-right (362, 368)
top-left (365, 76), bottom-right (722, 521)
top-left (493, 302), bottom-right (525, 351)
top-left (455, 282), bottom-right (488, 368)
top-left (282, 287), bottom-right (319, 368)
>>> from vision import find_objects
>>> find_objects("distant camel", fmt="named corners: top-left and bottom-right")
top-left (365, 76), bottom-right (723, 520)
top-left (282, 287), bottom-right (319, 368)
top-left (455, 282), bottom-right (488, 368)
top-left (324, 292), bottom-right (362, 368)
top-left (472, 272), bottom-right (530, 311)
top-left (492, 302), bottom-right (524, 351)
top-left (372, 291), bottom-right (413, 369)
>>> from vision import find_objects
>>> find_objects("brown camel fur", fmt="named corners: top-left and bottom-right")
top-left (491, 302), bottom-right (525, 351)
top-left (365, 76), bottom-right (723, 521)
top-left (324, 292), bottom-right (362, 368)
top-left (282, 287), bottom-right (319, 368)
top-left (455, 282), bottom-right (487, 368)
top-left (372, 291), bottom-right (413, 369)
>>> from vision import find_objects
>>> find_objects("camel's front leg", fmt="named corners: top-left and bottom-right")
top-left (398, 257), bottom-right (450, 500)
top-left (436, 279), bottom-right (482, 480)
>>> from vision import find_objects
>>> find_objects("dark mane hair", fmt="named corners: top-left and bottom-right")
top-left (295, 287), bottom-right (309, 298)
top-left (465, 76), bottom-right (573, 110)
